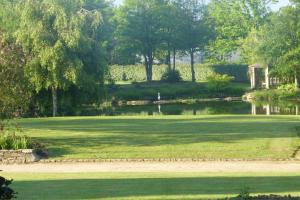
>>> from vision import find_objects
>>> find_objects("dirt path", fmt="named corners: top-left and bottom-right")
top-left (1, 161), bottom-right (300, 173)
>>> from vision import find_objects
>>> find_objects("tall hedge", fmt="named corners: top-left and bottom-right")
top-left (109, 64), bottom-right (249, 83)
top-left (212, 64), bottom-right (249, 83)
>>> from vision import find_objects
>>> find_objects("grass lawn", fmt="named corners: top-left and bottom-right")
top-left (3, 172), bottom-right (300, 200)
top-left (18, 115), bottom-right (300, 160)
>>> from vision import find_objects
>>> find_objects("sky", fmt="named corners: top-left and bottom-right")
top-left (115, 0), bottom-right (290, 10)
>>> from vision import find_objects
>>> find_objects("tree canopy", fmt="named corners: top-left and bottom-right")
top-left (1, 0), bottom-right (300, 117)
top-left (15, 0), bottom-right (108, 116)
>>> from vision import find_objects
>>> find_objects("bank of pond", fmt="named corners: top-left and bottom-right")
top-left (26, 100), bottom-right (300, 117)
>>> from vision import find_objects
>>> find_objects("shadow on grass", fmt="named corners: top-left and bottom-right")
top-left (24, 117), bottom-right (299, 144)
top-left (13, 176), bottom-right (300, 199)
top-left (18, 116), bottom-right (300, 158)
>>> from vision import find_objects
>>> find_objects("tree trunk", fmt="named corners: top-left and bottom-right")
top-left (167, 49), bottom-right (171, 70)
top-left (295, 73), bottom-right (298, 89)
top-left (148, 54), bottom-right (153, 81)
top-left (144, 54), bottom-right (153, 82)
top-left (167, 42), bottom-right (171, 70)
top-left (190, 50), bottom-right (196, 82)
top-left (173, 48), bottom-right (176, 71)
top-left (51, 86), bottom-right (58, 117)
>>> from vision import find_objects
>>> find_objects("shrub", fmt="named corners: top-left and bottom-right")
top-left (278, 84), bottom-right (297, 93)
top-left (0, 121), bottom-right (32, 150)
top-left (0, 176), bottom-right (16, 199)
top-left (207, 73), bottom-right (235, 92)
top-left (213, 64), bottom-right (249, 83)
top-left (236, 187), bottom-right (251, 200)
top-left (251, 85), bottom-right (300, 101)
top-left (161, 69), bottom-right (182, 82)
top-left (0, 132), bottom-right (32, 150)
top-left (122, 72), bottom-right (128, 81)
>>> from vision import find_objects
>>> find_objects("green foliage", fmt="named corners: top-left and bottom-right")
top-left (109, 64), bottom-right (248, 83)
top-left (278, 84), bottom-right (298, 93)
top-left (213, 64), bottom-right (249, 83)
top-left (0, 176), bottom-right (16, 200)
top-left (0, 32), bottom-right (32, 119)
top-left (254, 5), bottom-right (300, 81)
top-left (0, 134), bottom-right (30, 150)
top-left (236, 186), bottom-right (251, 200)
top-left (14, 0), bottom-right (108, 116)
top-left (109, 64), bottom-right (213, 82)
top-left (161, 69), bottom-right (182, 83)
top-left (208, 0), bottom-right (274, 62)
top-left (271, 84), bottom-right (300, 99)
top-left (0, 121), bottom-right (32, 150)
top-left (207, 73), bottom-right (234, 92)
top-left (114, 0), bottom-right (213, 81)
top-left (114, 0), bottom-right (165, 81)
top-left (251, 88), bottom-right (300, 101)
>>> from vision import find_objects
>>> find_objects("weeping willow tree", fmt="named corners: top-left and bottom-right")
top-left (15, 0), bottom-right (107, 117)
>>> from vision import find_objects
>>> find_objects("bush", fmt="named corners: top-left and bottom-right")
top-left (207, 73), bottom-right (235, 92)
top-left (0, 134), bottom-right (31, 150)
top-left (0, 121), bottom-right (32, 150)
top-left (278, 84), bottom-right (297, 93)
top-left (161, 69), bottom-right (182, 82)
top-left (0, 176), bottom-right (16, 199)
top-left (251, 84), bottom-right (300, 101)
top-left (122, 72), bottom-right (128, 81)
top-left (213, 64), bottom-right (249, 83)
top-left (236, 187), bottom-right (251, 200)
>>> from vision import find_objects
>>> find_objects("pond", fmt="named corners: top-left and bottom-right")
top-left (58, 100), bottom-right (300, 116)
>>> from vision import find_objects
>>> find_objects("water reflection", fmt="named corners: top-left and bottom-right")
top-left (110, 101), bottom-right (251, 116)
top-left (251, 103), bottom-right (299, 115)
top-left (110, 101), bottom-right (300, 116)
top-left (35, 101), bottom-right (300, 117)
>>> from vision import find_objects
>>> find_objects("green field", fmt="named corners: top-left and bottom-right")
top-left (109, 64), bottom-right (249, 83)
top-left (3, 172), bottom-right (300, 200)
top-left (19, 115), bottom-right (300, 160)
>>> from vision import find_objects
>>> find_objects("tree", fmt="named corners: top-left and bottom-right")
top-left (177, 0), bottom-right (211, 82)
top-left (159, 0), bottom-right (182, 70)
top-left (257, 5), bottom-right (300, 88)
top-left (0, 32), bottom-right (32, 119)
top-left (0, 1), bottom-right (31, 119)
top-left (115, 0), bottom-right (164, 82)
top-left (15, 0), bottom-right (106, 116)
top-left (208, 0), bottom-right (275, 63)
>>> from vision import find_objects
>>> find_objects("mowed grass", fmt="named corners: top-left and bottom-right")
top-left (4, 172), bottom-right (300, 199)
top-left (18, 115), bottom-right (300, 160)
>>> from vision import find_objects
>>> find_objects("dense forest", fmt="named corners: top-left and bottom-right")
top-left (1, 0), bottom-right (300, 117)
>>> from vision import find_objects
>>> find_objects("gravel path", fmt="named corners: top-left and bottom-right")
top-left (1, 161), bottom-right (300, 173)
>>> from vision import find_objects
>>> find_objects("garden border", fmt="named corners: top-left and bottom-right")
top-left (37, 158), bottom-right (299, 164)
top-left (0, 149), bottom-right (41, 164)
